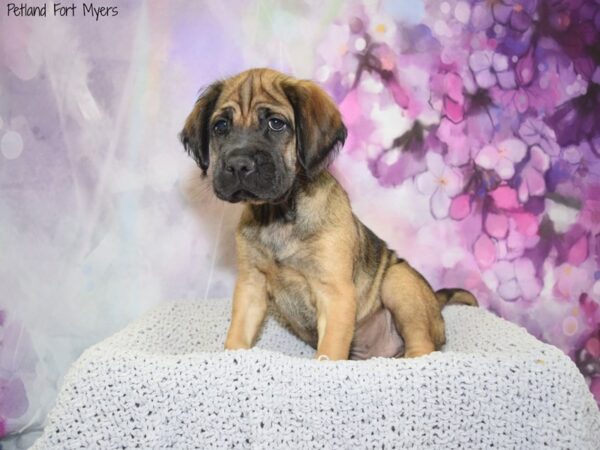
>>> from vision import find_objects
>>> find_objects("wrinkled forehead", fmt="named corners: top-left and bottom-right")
top-left (213, 70), bottom-right (293, 126)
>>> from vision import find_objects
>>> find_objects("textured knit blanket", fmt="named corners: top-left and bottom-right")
top-left (33, 299), bottom-right (600, 449)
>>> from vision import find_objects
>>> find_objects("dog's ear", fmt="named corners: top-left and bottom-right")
top-left (283, 80), bottom-right (347, 178)
top-left (180, 82), bottom-right (223, 175)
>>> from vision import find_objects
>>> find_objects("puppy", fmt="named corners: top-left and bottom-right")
top-left (180, 68), bottom-right (477, 361)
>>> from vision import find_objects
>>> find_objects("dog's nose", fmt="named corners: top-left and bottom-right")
top-left (225, 155), bottom-right (256, 177)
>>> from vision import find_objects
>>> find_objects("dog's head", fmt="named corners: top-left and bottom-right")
top-left (180, 68), bottom-right (347, 204)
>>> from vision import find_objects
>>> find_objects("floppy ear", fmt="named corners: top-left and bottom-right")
top-left (283, 80), bottom-right (347, 178)
top-left (179, 82), bottom-right (223, 175)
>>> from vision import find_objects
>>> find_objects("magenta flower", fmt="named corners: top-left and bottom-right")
top-left (575, 327), bottom-right (600, 378)
top-left (475, 138), bottom-right (527, 179)
top-left (415, 152), bottom-right (464, 219)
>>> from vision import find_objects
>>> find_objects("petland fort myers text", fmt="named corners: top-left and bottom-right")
top-left (6, 3), bottom-right (118, 20)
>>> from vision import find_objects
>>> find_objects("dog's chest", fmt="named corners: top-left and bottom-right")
top-left (245, 223), bottom-right (319, 341)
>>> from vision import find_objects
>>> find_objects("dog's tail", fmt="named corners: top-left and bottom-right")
top-left (435, 288), bottom-right (478, 308)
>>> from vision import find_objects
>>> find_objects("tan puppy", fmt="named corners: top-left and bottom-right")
top-left (181, 68), bottom-right (477, 361)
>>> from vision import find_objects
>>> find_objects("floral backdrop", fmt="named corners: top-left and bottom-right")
top-left (1, 0), bottom-right (599, 447)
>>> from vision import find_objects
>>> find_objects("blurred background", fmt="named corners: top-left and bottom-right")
top-left (1, 0), bottom-right (599, 446)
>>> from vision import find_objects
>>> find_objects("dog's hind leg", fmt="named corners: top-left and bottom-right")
top-left (381, 261), bottom-right (445, 358)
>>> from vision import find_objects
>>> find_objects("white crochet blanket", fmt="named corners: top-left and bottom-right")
top-left (33, 299), bottom-right (600, 449)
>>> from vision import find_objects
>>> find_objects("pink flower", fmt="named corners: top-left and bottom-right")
top-left (0, 316), bottom-right (32, 434)
top-left (554, 263), bottom-right (593, 301)
top-left (415, 152), bottom-right (464, 219)
top-left (475, 138), bottom-right (527, 179)
top-left (316, 24), bottom-right (351, 71)
top-left (491, 70), bottom-right (562, 115)
top-left (492, 85), bottom-right (531, 114)
top-left (511, 211), bottom-right (539, 237)
top-left (579, 294), bottom-right (600, 329)
top-left (518, 145), bottom-right (550, 202)
top-left (485, 212), bottom-right (509, 239)
top-left (591, 378), bottom-right (600, 405)
top-left (474, 233), bottom-right (497, 268)
top-left (0, 377), bottom-right (28, 421)
top-left (580, 184), bottom-right (600, 234)
top-left (489, 185), bottom-right (520, 210)
top-left (450, 194), bottom-right (471, 220)
top-left (436, 118), bottom-right (470, 165)
top-left (504, 214), bottom-right (540, 258)
top-left (567, 234), bottom-right (589, 266)
top-left (442, 72), bottom-right (465, 123)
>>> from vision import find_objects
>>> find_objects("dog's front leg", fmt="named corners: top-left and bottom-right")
top-left (224, 267), bottom-right (267, 350)
top-left (314, 282), bottom-right (357, 361)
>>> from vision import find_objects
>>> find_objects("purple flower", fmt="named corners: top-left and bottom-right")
top-left (471, 2), bottom-right (494, 31)
top-left (416, 152), bottom-right (464, 219)
top-left (570, 139), bottom-right (600, 178)
top-left (469, 50), bottom-right (516, 89)
top-left (499, 25), bottom-right (536, 57)
top-left (579, 183), bottom-right (600, 234)
top-left (493, 0), bottom-right (539, 32)
top-left (371, 122), bottom-right (428, 187)
top-left (542, 0), bottom-right (600, 81)
top-left (484, 257), bottom-right (542, 301)
top-left (545, 83), bottom-right (600, 147)
top-left (315, 0), bottom-right (600, 408)
top-left (518, 117), bottom-right (561, 156)
top-left (515, 47), bottom-right (537, 86)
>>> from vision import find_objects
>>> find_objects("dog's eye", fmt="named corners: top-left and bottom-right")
top-left (268, 118), bottom-right (286, 132)
top-left (213, 119), bottom-right (229, 135)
